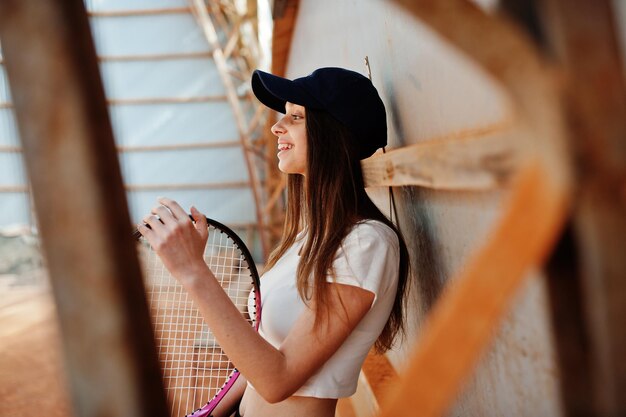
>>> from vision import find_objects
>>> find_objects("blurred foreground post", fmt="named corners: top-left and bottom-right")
top-left (542, 0), bottom-right (626, 414)
top-left (0, 1), bottom-right (169, 416)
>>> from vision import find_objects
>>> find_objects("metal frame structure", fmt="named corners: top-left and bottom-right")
top-left (0, 0), bottom-right (279, 258)
top-left (188, 0), bottom-right (272, 257)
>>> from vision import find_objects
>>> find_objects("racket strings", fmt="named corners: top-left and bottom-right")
top-left (139, 225), bottom-right (256, 417)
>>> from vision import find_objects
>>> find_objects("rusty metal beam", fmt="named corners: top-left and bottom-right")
top-left (5, 139), bottom-right (244, 153)
top-left (499, 0), bottom-right (547, 47)
top-left (97, 51), bottom-right (214, 62)
top-left (1, 95), bottom-right (244, 108)
top-left (545, 224), bottom-right (595, 415)
top-left (271, 0), bottom-right (299, 77)
top-left (376, 1), bottom-right (572, 416)
top-left (87, 7), bottom-right (198, 17)
top-left (272, 0), bottom-right (289, 19)
top-left (541, 0), bottom-right (626, 414)
top-left (125, 180), bottom-right (261, 191)
top-left (495, 2), bottom-right (597, 413)
top-left (0, 1), bottom-right (168, 417)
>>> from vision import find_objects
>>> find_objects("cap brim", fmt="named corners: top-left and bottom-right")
top-left (252, 70), bottom-right (318, 113)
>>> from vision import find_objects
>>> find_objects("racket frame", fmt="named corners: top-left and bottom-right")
top-left (134, 215), bottom-right (261, 417)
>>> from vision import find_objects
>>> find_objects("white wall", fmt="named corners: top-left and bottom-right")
top-left (284, 1), bottom-right (562, 415)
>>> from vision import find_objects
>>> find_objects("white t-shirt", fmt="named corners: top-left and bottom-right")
top-left (248, 220), bottom-right (400, 398)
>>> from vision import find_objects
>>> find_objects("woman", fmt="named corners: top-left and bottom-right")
top-left (139, 67), bottom-right (410, 417)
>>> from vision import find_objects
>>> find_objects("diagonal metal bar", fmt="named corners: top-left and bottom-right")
top-left (188, 0), bottom-right (269, 258)
top-left (0, 1), bottom-right (169, 417)
top-left (223, 19), bottom-right (242, 60)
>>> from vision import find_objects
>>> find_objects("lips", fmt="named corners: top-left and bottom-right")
top-left (277, 142), bottom-right (293, 158)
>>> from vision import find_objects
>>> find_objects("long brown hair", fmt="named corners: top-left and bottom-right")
top-left (264, 108), bottom-right (410, 352)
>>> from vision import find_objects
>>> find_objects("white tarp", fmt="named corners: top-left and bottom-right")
top-left (0, 0), bottom-right (261, 242)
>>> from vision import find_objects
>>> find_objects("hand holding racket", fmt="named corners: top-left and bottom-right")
top-left (137, 200), bottom-right (210, 282)
top-left (134, 199), bottom-right (261, 417)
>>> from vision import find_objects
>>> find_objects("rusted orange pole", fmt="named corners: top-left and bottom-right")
top-left (375, 1), bottom-right (571, 416)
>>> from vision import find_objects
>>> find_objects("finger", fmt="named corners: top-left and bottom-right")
top-left (136, 222), bottom-right (154, 238)
top-left (151, 205), bottom-right (175, 226)
top-left (191, 206), bottom-right (208, 240)
top-left (158, 197), bottom-right (189, 223)
top-left (143, 214), bottom-right (165, 234)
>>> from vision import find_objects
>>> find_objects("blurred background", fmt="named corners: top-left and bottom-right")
top-left (1, 1), bottom-right (625, 416)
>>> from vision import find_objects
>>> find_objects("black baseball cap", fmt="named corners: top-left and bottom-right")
top-left (251, 67), bottom-right (387, 159)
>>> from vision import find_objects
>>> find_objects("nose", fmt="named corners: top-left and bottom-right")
top-left (271, 116), bottom-right (286, 137)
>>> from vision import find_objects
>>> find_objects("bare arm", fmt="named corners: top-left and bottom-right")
top-left (185, 266), bottom-right (373, 403)
top-left (139, 198), bottom-right (374, 403)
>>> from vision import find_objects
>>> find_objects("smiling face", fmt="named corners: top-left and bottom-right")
top-left (271, 102), bottom-right (308, 175)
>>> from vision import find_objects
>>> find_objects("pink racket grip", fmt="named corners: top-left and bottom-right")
top-left (187, 370), bottom-right (241, 417)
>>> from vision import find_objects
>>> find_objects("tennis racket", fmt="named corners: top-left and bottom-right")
top-left (132, 216), bottom-right (261, 417)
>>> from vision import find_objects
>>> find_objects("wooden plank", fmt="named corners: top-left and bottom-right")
top-left (0, 1), bottom-right (169, 417)
top-left (361, 121), bottom-right (521, 190)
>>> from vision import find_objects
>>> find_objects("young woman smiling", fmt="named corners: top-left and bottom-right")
top-left (139, 67), bottom-right (410, 417)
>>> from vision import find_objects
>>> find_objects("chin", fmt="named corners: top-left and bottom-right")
top-left (277, 161), bottom-right (289, 173)
top-left (278, 162), bottom-right (305, 175)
